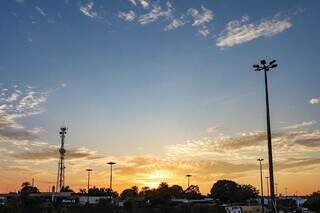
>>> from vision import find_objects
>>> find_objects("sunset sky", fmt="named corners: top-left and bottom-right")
top-left (0, 0), bottom-right (320, 195)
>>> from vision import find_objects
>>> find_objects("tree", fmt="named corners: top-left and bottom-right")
top-left (79, 188), bottom-right (86, 194)
top-left (20, 182), bottom-right (40, 194)
top-left (88, 186), bottom-right (104, 196)
top-left (239, 184), bottom-right (258, 201)
top-left (60, 185), bottom-right (74, 192)
top-left (304, 191), bottom-right (320, 211)
top-left (105, 188), bottom-right (119, 198)
top-left (169, 185), bottom-right (184, 199)
top-left (142, 182), bottom-right (172, 205)
top-left (277, 199), bottom-right (297, 212)
top-left (120, 186), bottom-right (139, 199)
top-left (86, 187), bottom-right (118, 197)
top-left (158, 182), bottom-right (169, 190)
top-left (185, 185), bottom-right (202, 199)
top-left (210, 180), bottom-right (239, 203)
top-left (210, 179), bottom-right (258, 203)
top-left (139, 186), bottom-right (151, 197)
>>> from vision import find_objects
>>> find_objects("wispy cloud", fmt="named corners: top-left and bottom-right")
top-left (188, 6), bottom-right (213, 27)
top-left (187, 6), bottom-right (213, 37)
top-left (0, 86), bottom-right (48, 129)
top-left (138, 2), bottom-right (172, 25)
top-left (165, 17), bottom-right (185, 31)
top-left (108, 155), bottom-right (320, 191)
top-left (118, 11), bottom-right (136, 22)
top-left (310, 98), bottom-right (320, 105)
top-left (216, 14), bottom-right (292, 48)
top-left (128, 0), bottom-right (137, 6)
top-left (0, 85), bottom-right (50, 149)
top-left (35, 6), bottom-right (47, 17)
top-left (10, 146), bottom-right (101, 161)
top-left (206, 126), bottom-right (224, 134)
top-left (166, 130), bottom-right (320, 161)
top-left (129, 0), bottom-right (149, 9)
top-left (80, 2), bottom-right (97, 18)
top-left (283, 121), bottom-right (317, 130)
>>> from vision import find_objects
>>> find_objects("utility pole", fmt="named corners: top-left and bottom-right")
top-left (253, 60), bottom-right (278, 213)
top-left (257, 158), bottom-right (264, 212)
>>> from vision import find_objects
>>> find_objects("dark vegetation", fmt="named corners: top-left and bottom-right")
top-left (0, 179), bottom-right (312, 213)
top-left (304, 191), bottom-right (320, 212)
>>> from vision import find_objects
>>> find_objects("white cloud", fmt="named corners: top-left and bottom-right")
top-left (7, 92), bottom-right (21, 102)
top-left (0, 85), bottom-right (51, 152)
top-left (0, 85), bottom-right (48, 130)
top-left (118, 11), bottom-right (136, 22)
top-left (206, 126), bottom-right (224, 134)
top-left (188, 6), bottom-right (213, 27)
top-left (165, 130), bottom-right (320, 162)
top-left (283, 121), bottom-right (318, 130)
top-left (139, 0), bottom-right (149, 9)
top-left (139, 2), bottom-right (172, 25)
top-left (216, 15), bottom-right (292, 48)
top-left (80, 2), bottom-right (97, 18)
top-left (128, 0), bottom-right (149, 9)
top-left (128, 0), bottom-right (137, 6)
top-left (60, 83), bottom-right (67, 88)
top-left (165, 17), bottom-right (185, 31)
top-left (198, 25), bottom-right (210, 37)
top-left (35, 6), bottom-right (47, 17)
top-left (310, 98), bottom-right (320, 105)
top-left (187, 6), bottom-right (213, 36)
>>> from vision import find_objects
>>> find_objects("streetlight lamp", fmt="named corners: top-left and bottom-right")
top-left (86, 168), bottom-right (92, 204)
top-left (107, 162), bottom-right (116, 190)
top-left (257, 158), bottom-right (264, 212)
top-left (253, 59), bottom-right (278, 213)
top-left (186, 174), bottom-right (192, 188)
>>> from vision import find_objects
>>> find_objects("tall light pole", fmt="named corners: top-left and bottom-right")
top-left (186, 174), bottom-right (192, 188)
top-left (285, 187), bottom-right (288, 197)
top-left (257, 158), bottom-right (264, 212)
top-left (253, 59), bottom-right (278, 213)
top-left (107, 162), bottom-right (116, 190)
top-left (265, 176), bottom-right (270, 208)
top-left (86, 168), bottom-right (92, 204)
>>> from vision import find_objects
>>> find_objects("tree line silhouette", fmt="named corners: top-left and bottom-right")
top-left (2, 179), bottom-right (319, 213)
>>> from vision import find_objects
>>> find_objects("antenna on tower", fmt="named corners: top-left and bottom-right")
top-left (56, 126), bottom-right (67, 192)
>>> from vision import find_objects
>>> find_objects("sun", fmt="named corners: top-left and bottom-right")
top-left (147, 170), bottom-right (172, 180)
top-left (137, 170), bottom-right (174, 188)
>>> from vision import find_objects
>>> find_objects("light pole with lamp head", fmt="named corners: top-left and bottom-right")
top-left (107, 162), bottom-right (116, 190)
top-left (253, 59), bottom-right (278, 213)
top-left (86, 168), bottom-right (92, 204)
top-left (257, 158), bottom-right (264, 212)
top-left (186, 174), bottom-right (192, 188)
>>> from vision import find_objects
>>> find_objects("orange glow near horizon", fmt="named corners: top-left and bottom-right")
top-left (1, 164), bottom-right (320, 196)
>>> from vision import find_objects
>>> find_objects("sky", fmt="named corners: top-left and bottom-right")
top-left (0, 0), bottom-right (320, 195)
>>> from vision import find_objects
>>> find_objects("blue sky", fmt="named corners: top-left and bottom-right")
top-left (0, 0), bottom-right (320, 194)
